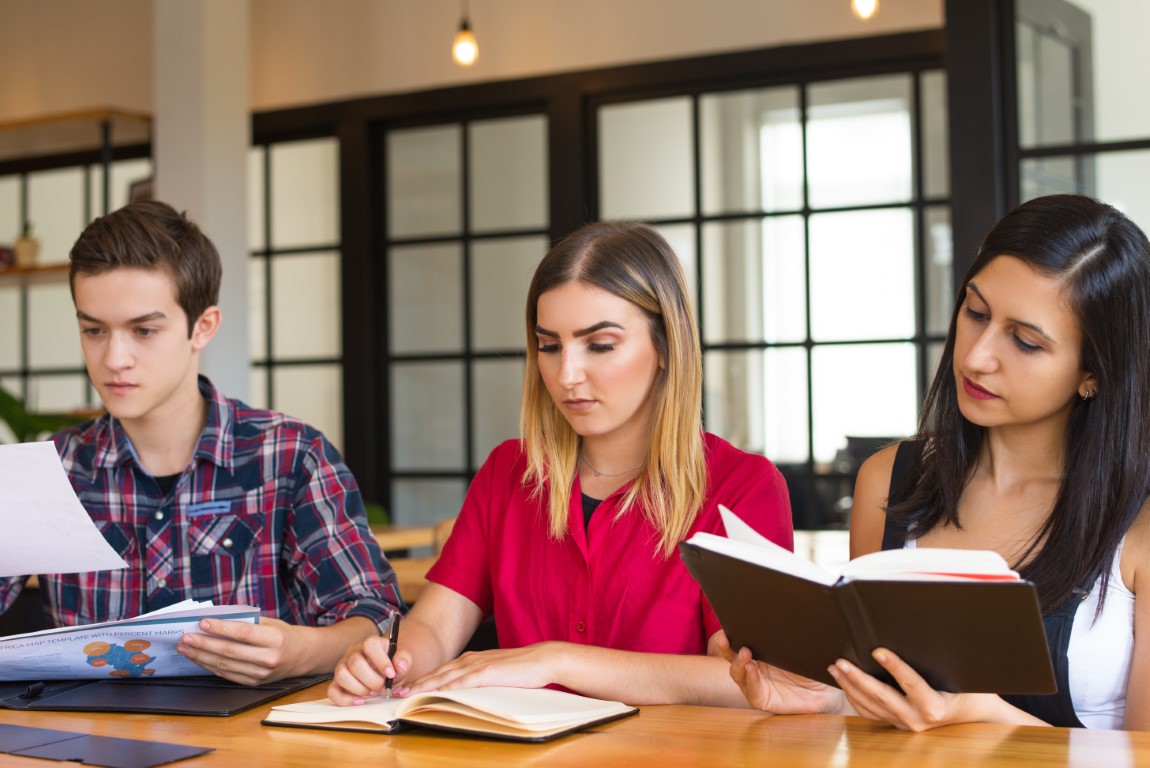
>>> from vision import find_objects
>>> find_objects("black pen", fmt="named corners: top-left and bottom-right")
top-left (385, 610), bottom-right (400, 698)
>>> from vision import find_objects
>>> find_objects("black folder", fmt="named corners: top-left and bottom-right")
top-left (0, 674), bottom-right (328, 717)
top-left (680, 542), bottom-right (1057, 694)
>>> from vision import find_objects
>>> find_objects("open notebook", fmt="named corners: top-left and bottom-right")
top-left (262, 686), bottom-right (638, 742)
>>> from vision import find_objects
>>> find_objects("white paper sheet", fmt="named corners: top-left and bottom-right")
top-left (0, 441), bottom-right (129, 577)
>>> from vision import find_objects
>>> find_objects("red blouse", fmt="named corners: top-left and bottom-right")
top-left (428, 433), bottom-right (793, 655)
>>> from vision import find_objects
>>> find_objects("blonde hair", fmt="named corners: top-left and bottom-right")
top-left (520, 222), bottom-right (706, 558)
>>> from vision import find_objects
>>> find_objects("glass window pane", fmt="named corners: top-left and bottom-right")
top-left (702, 217), bottom-right (806, 345)
top-left (270, 251), bottom-right (341, 360)
top-left (704, 347), bottom-right (810, 464)
top-left (392, 478), bottom-right (467, 528)
top-left (807, 75), bottom-right (913, 208)
top-left (651, 223), bottom-right (697, 306)
top-left (0, 285), bottom-right (19, 368)
top-left (28, 283), bottom-right (82, 368)
top-left (809, 209), bottom-right (915, 341)
top-left (1019, 156), bottom-right (1081, 201)
top-left (1075, 0), bottom-right (1150, 143)
top-left (925, 206), bottom-right (954, 337)
top-left (248, 146), bottom-right (266, 251)
top-left (270, 138), bottom-right (339, 249)
top-left (90, 158), bottom-right (153, 215)
top-left (271, 364), bottom-right (344, 451)
top-left (921, 71), bottom-right (949, 199)
top-left (1095, 150), bottom-right (1150, 235)
top-left (28, 374), bottom-right (88, 414)
top-left (390, 243), bottom-right (463, 354)
top-left (27, 167), bottom-right (85, 266)
top-left (471, 236), bottom-right (546, 351)
top-left (1015, 18), bottom-right (1076, 149)
top-left (0, 176), bottom-right (19, 241)
top-left (388, 125), bottom-right (462, 239)
top-left (598, 97), bottom-right (694, 220)
top-left (812, 343), bottom-right (918, 463)
top-left (392, 361), bottom-right (464, 470)
top-left (472, 359), bottom-right (524, 462)
top-left (700, 86), bottom-right (802, 214)
top-left (248, 366), bottom-right (269, 410)
top-left (470, 115), bottom-right (547, 232)
top-left (248, 256), bottom-right (267, 360)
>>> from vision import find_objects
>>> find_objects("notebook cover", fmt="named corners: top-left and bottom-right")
top-left (0, 674), bottom-right (329, 717)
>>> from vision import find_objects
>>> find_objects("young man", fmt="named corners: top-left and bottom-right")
top-left (0, 201), bottom-right (401, 685)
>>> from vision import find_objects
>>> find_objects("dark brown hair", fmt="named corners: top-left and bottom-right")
top-left (69, 201), bottom-right (222, 336)
top-left (889, 194), bottom-right (1150, 613)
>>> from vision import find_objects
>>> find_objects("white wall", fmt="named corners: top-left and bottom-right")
top-left (1, 0), bottom-right (942, 122)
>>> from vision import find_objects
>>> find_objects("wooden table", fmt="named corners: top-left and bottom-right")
top-left (1, 682), bottom-right (1146, 767)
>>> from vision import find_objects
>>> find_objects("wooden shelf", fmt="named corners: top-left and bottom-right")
top-left (0, 262), bottom-right (69, 284)
top-left (0, 109), bottom-right (151, 164)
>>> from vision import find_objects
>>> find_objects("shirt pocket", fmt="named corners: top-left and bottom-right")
top-left (187, 507), bottom-right (264, 601)
top-left (94, 520), bottom-right (137, 562)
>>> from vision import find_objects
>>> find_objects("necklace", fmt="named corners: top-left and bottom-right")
top-left (580, 453), bottom-right (643, 478)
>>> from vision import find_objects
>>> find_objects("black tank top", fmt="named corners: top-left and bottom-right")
top-left (881, 441), bottom-right (1085, 727)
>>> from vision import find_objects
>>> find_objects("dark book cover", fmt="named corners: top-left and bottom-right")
top-left (680, 542), bottom-right (1056, 694)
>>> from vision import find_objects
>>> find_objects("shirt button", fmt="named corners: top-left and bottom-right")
top-left (576, 621), bottom-right (586, 632)
top-left (153, 511), bottom-right (165, 521)
top-left (157, 578), bottom-right (167, 589)
top-left (222, 538), bottom-right (234, 549)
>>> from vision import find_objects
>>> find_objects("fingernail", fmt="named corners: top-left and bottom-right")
top-left (352, 697), bottom-right (364, 706)
top-left (836, 659), bottom-right (851, 672)
top-left (827, 665), bottom-right (838, 677)
top-left (873, 649), bottom-right (888, 663)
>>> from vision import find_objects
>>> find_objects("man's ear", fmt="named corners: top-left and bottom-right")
top-left (190, 306), bottom-right (222, 351)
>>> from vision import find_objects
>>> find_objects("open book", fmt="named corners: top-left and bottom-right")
top-left (680, 507), bottom-right (1056, 694)
top-left (262, 686), bottom-right (638, 742)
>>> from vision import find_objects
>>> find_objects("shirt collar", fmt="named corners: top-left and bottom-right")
top-left (91, 375), bottom-right (234, 472)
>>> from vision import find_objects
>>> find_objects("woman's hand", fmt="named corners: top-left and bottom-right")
top-left (715, 631), bottom-right (844, 715)
top-left (328, 635), bottom-right (411, 706)
top-left (397, 643), bottom-right (564, 696)
top-left (828, 648), bottom-right (1005, 731)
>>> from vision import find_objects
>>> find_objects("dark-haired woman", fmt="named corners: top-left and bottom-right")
top-left (724, 194), bottom-right (1150, 730)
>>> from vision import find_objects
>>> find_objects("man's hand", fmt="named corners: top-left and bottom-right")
top-left (176, 616), bottom-right (315, 685)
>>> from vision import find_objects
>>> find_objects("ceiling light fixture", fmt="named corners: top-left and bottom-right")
top-left (851, 0), bottom-right (879, 21)
top-left (452, 0), bottom-right (478, 67)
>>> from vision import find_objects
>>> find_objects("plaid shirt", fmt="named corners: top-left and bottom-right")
top-left (0, 377), bottom-right (402, 631)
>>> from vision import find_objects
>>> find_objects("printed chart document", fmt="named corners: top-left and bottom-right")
top-left (263, 686), bottom-right (638, 742)
top-left (680, 506), bottom-right (1056, 694)
top-left (0, 441), bottom-right (128, 577)
top-left (0, 600), bottom-right (260, 681)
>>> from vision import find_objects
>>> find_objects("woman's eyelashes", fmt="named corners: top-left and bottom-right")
top-left (962, 305), bottom-right (1043, 354)
top-left (535, 338), bottom-right (618, 354)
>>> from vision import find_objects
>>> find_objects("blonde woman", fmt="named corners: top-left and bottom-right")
top-left (329, 221), bottom-right (792, 706)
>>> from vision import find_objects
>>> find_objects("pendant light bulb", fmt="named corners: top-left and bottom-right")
top-left (851, 0), bottom-right (879, 20)
top-left (453, 16), bottom-right (478, 67)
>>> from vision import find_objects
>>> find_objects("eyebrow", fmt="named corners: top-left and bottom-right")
top-left (966, 282), bottom-right (1056, 343)
top-left (535, 320), bottom-right (625, 338)
top-left (76, 310), bottom-right (168, 325)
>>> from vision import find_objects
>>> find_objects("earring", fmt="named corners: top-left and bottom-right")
top-left (1080, 388), bottom-right (1097, 401)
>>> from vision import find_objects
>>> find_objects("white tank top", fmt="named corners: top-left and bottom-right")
top-left (906, 538), bottom-right (1133, 729)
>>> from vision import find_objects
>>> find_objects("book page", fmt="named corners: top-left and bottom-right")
top-left (268, 696), bottom-right (404, 727)
top-left (839, 547), bottom-right (1019, 581)
top-left (267, 687), bottom-right (633, 732)
top-left (685, 532), bottom-right (836, 586)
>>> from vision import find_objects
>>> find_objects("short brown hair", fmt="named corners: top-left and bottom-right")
top-left (69, 201), bottom-right (222, 336)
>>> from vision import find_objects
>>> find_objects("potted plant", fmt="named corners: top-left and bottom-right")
top-left (0, 386), bottom-right (90, 443)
